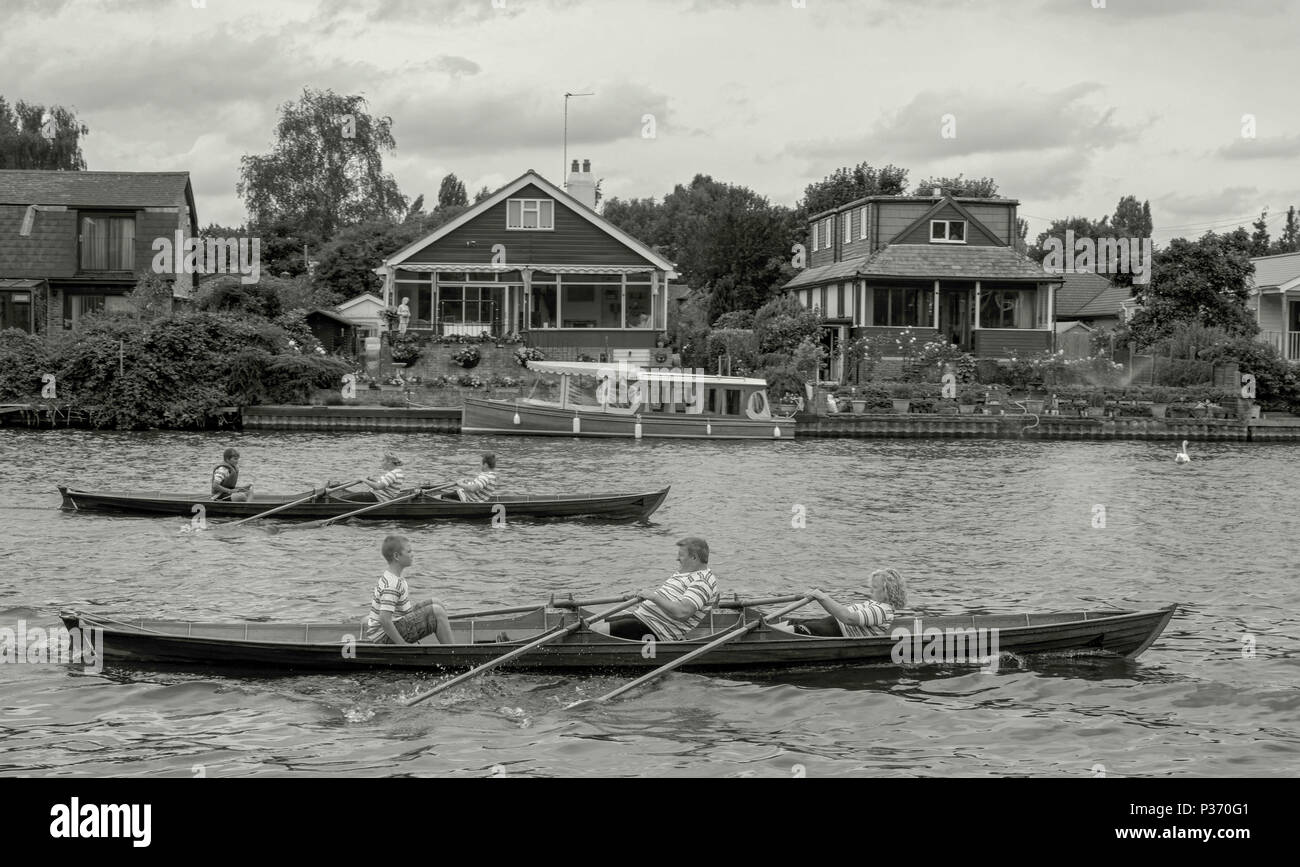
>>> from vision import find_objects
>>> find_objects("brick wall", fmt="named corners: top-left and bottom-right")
top-left (387, 341), bottom-right (531, 381)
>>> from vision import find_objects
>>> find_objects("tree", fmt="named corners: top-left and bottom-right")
top-left (800, 162), bottom-right (909, 214)
top-left (912, 175), bottom-right (999, 198)
top-left (753, 293), bottom-right (823, 355)
top-left (237, 88), bottom-right (406, 239)
top-left (404, 194), bottom-right (425, 222)
top-left (437, 173), bottom-right (468, 208)
top-left (1111, 195), bottom-right (1153, 238)
top-left (600, 196), bottom-right (663, 247)
top-left (311, 206), bottom-right (466, 304)
top-left (1272, 205), bottom-right (1300, 254)
top-left (1250, 208), bottom-right (1271, 256)
top-left (1027, 215), bottom-right (1113, 263)
top-left (1014, 217), bottom-right (1030, 254)
top-left (1127, 230), bottom-right (1257, 346)
top-left (473, 186), bottom-right (492, 204)
top-left (0, 97), bottom-right (89, 170)
top-left (127, 273), bottom-right (175, 320)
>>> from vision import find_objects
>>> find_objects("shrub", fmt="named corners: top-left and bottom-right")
top-left (705, 328), bottom-right (759, 375)
top-left (514, 346), bottom-right (545, 367)
top-left (455, 373), bottom-right (484, 388)
top-left (843, 335), bottom-right (886, 383)
top-left (0, 329), bottom-right (52, 401)
top-left (754, 294), bottom-right (823, 355)
top-left (915, 339), bottom-right (976, 383)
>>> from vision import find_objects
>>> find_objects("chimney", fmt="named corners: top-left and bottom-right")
top-left (567, 158), bottom-right (597, 210)
top-left (932, 187), bottom-right (942, 198)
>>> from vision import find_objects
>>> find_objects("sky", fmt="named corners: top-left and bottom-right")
top-left (5, 0), bottom-right (1298, 246)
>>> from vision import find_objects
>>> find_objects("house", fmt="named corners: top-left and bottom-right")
top-left (782, 189), bottom-right (1062, 378)
top-left (1250, 251), bottom-right (1300, 361)
top-left (304, 308), bottom-right (357, 354)
top-left (375, 162), bottom-right (677, 364)
top-left (1054, 270), bottom-right (1134, 331)
top-left (335, 292), bottom-right (387, 339)
top-left (0, 171), bottom-right (199, 333)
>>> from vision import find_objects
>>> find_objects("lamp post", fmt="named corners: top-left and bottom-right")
top-left (563, 91), bottom-right (594, 188)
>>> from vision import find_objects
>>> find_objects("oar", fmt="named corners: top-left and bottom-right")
top-left (288, 484), bottom-right (454, 531)
top-left (404, 596), bottom-right (642, 706)
top-left (565, 594), bottom-right (817, 709)
top-left (209, 479), bottom-right (365, 531)
top-left (447, 595), bottom-right (636, 621)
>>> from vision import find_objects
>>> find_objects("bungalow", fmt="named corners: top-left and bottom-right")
top-left (782, 190), bottom-right (1062, 378)
top-left (1251, 251), bottom-right (1300, 361)
top-left (376, 162), bottom-right (677, 364)
top-left (0, 170), bottom-right (199, 333)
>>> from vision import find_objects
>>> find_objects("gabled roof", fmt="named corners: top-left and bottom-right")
top-left (381, 170), bottom-right (676, 275)
top-left (890, 195), bottom-right (1006, 247)
top-left (1055, 270), bottom-right (1114, 317)
top-left (809, 194), bottom-right (1020, 222)
top-left (0, 170), bottom-right (195, 211)
top-left (335, 293), bottom-right (385, 311)
top-left (1250, 251), bottom-right (1300, 291)
top-left (307, 307), bottom-right (355, 326)
top-left (1054, 271), bottom-right (1132, 318)
top-left (783, 257), bottom-right (867, 290)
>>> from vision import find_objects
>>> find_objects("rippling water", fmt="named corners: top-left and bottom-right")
top-left (1, 428), bottom-right (1297, 777)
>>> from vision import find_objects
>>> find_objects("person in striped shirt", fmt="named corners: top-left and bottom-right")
top-left (598, 537), bottom-right (719, 642)
top-left (351, 453), bottom-right (406, 502)
top-left (776, 569), bottom-right (907, 638)
top-left (362, 535), bottom-right (452, 645)
top-left (454, 452), bottom-right (498, 503)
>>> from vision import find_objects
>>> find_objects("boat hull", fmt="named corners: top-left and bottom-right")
top-left (61, 606), bottom-right (1177, 674)
top-left (462, 397), bottom-right (795, 440)
top-left (56, 485), bottom-right (670, 522)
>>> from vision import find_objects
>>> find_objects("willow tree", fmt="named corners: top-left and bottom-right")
top-left (0, 97), bottom-right (89, 170)
top-left (237, 88), bottom-right (406, 240)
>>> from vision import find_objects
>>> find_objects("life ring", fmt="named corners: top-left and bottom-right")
top-left (653, 350), bottom-right (669, 364)
top-left (746, 390), bottom-right (770, 419)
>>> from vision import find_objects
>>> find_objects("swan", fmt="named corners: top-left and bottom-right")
top-left (1175, 440), bottom-right (1191, 464)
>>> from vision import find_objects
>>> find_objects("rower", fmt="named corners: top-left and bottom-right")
top-left (211, 447), bottom-right (252, 502)
top-left (338, 453), bottom-right (407, 502)
top-left (594, 538), bottom-right (719, 642)
top-left (771, 569), bottom-right (907, 637)
top-left (452, 452), bottom-right (498, 503)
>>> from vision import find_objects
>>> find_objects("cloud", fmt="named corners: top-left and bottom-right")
top-left (432, 56), bottom-right (481, 78)
top-left (1036, 0), bottom-right (1292, 16)
top-left (803, 84), bottom-right (1137, 164)
top-left (1219, 135), bottom-right (1300, 160)
top-left (388, 80), bottom-right (670, 157)
top-left (1158, 187), bottom-right (1261, 224)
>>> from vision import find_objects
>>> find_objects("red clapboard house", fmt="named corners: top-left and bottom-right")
top-left (782, 189), bottom-right (1062, 379)
top-left (0, 170), bottom-right (198, 333)
top-left (377, 162), bottom-right (677, 364)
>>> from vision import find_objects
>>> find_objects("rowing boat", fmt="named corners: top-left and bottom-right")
top-left (55, 485), bottom-right (670, 522)
top-left (60, 605), bottom-right (1177, 673)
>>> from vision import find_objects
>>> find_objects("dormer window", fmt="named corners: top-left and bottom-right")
top-left (79, 213), bottom-right (136, 271)
top-left (930, 220), bottom-right (966, 244)
top-left (811, 221), bottom-right (818, 252)
top-left (507, 198), bottom-right (554, 230)
top-left (844, 214), bottom-right (851, 244)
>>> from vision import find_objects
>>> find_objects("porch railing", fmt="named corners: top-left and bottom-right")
top-left (1259, 331), bottom-right (1300, 360)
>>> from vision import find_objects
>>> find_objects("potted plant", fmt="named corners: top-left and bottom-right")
top-left (388, 333), bottom-right (422, 365)
top-left (452, 344), bottom-right (482, 369)
top-left (1086, 390), bottom-right (1107, 418)
top-left (956, 385), bottom-right (980, 415)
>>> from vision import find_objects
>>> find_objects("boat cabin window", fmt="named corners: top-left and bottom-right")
top-left (706, 388), bottom-right (742, 415)
top-left (725, 389), bottom-right (741, 416)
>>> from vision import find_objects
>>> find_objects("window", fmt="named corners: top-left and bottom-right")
top-left (63, 293), bottom-right (131, 329)
top-left (725, 389), bottom-right (741, 415)
top-left (979, 288), bottom-right (1037, 329)
top-left (872, 286), bottom-right (935, 327)
top-left (930, 220), bottom-right (966, 244)
top-left (0, 290), bottom-right (33, 332)
top-left (825, 218), bottom-right (833, 249)
top-left (860, 207), bottom-right (868, 240)
top-left (836, 283), bottom-right (844, 317)
top-left (439, 286), bottom-right (503, 330)
top-left (507, 198), bottom-right (555, 230)
top-left (811, 222), bottom-right (818, 252)
top-left (626, 282), bottom-right (652, 328)
top-left (844, 214), bottom-right (852, 244)
top-left (529, 282), bottom-right (558, 329)
top-left (80, 214), bottom-right (135, 270)
top-left (819, 285), bottom-right (827, 313)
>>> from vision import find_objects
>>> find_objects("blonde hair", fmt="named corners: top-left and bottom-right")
top-left (871, 568), bottom-right (907, 608)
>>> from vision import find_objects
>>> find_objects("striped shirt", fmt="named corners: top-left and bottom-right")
top-left (837, 601), bottom-right (895, 638)
top-left (457, 470), bottom-right (498, 503)
top-left (372, 468), bottom-right (405, 502)
top-left (363, 570), bottom-right (412, 641)
top-left (632, 568), bottom-right (719, 642)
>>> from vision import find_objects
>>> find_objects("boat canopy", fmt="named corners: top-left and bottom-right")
top-left (525, 360), bottom-right (770, 388)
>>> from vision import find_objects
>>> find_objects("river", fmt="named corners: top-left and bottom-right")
top-left (1, 428), bottom-right (1297, 777)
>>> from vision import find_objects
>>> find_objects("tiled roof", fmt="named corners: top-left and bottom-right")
top-left (1054, 270), bottom-right (1115, 317)
top-left (1075, 283), bottom-right (1133, 317)
top-left (0, 277), bottom-right (45, 289)
top-left (0, 170), bottom-right (192, 207)
top-left (783, 257), bottom-right (866, 290)
top-left (857, 244), bottom-right (1060, 282)
top-left (1250, 251), bottom-right (1300, 289)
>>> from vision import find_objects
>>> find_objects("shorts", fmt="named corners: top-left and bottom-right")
top-left (605, 615), bottom-right (658, 641)
top-left (368, 601), bottom-right (442, 644)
